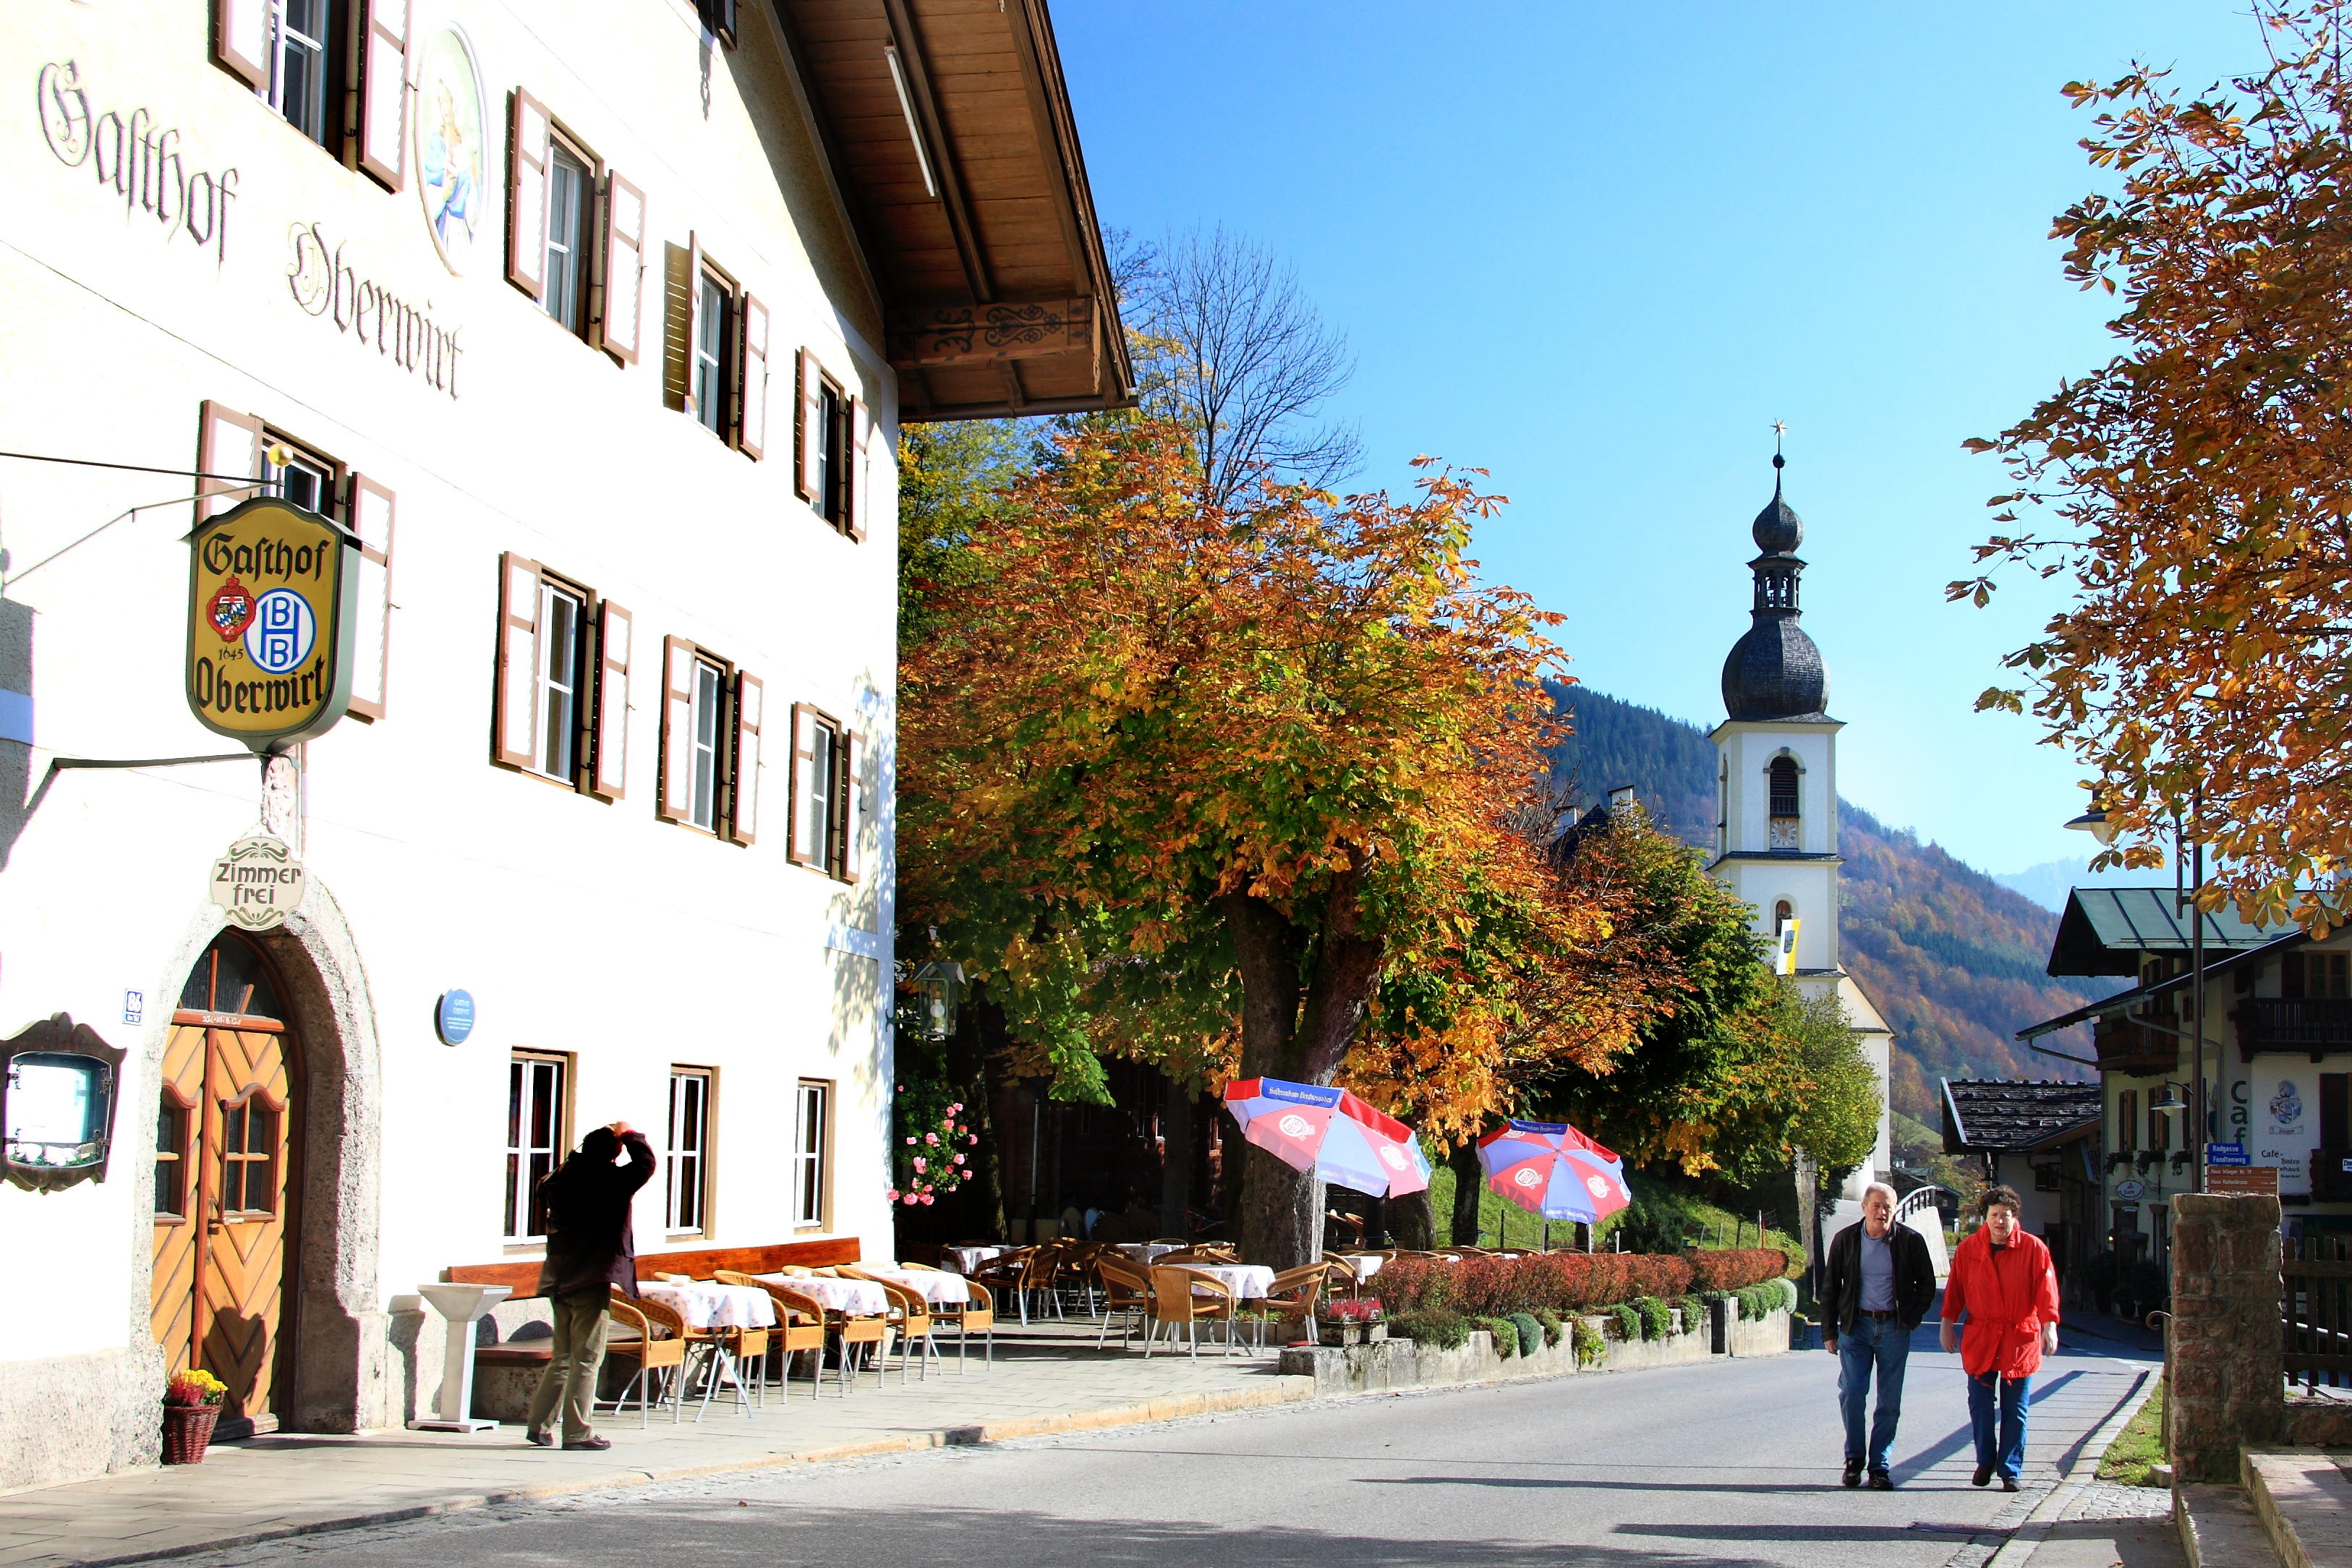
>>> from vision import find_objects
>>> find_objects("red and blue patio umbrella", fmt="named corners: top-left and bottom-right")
top-left (1477, 1119), bottom-right (1632, 1223)
top-left (1222, 1078), bottom-right (1432, 1198)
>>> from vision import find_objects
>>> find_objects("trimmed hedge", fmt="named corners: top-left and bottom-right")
top-left (1377, 1251), bottom-right (1701, 1318)
top-left (1388, 1306), bottom-right (1469, 1349)
top-left (1687, 1248), bottom-right (1795, 1292)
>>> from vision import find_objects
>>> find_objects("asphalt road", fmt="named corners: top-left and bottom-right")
top-left (184, 1326), bottom-right (2169, 1568)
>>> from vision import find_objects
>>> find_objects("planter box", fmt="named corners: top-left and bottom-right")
top-left (1318, 1322), bottom-right (1387, 1347)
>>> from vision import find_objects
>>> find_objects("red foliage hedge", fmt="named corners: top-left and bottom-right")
top-left (1375, 1250), bottom-right (1716, 1317)
top-left (1687, 1248), bottom-right (1796, 1292)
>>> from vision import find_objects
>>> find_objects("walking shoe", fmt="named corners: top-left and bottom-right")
top-left (1869, 1470), bottom-right (1894, 1491)
top-left (1972, 1465), bottom-right (1992, 1488)
top-left (562, 1436), bottom-right (612, 1451)
top-left (524, 1430), bottom-right (553, 1448)
top-left (2001, 1475), bottom-right (2021, 1492)
top-left (1842, 1459), bottom-right (1863, 1488)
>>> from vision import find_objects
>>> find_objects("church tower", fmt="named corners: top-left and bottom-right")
top-left (1708, 450), bottom-right (1894, 1194)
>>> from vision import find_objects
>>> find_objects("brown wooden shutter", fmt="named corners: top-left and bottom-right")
top-left (506, 89), bottom-right (551, 299)
top-left (681, 232), bottom-right (704, 419)
top-left (786, 702), bottom-right (817, 864)
top-left (346, 475), bottom-right (396, 721)
top-left (214, 0), bottom-right (270, 88)
top-left (589, 601), bottom-right (631, 801)
top-left (840, 730), bottom-right (863, 882)
top-left (736, 294), bottom-right (769, 459)
top-left (657, 636), bottom-right (696, 822)
top-left (845, 396), bottom-right (869, 542)
top-left (597, 173), bottom-right (645, 365)
top-left (795, 350), bottom-right (820, 500)
top-left (195, 401), bottom-right (263, 524)
top-left (727, 672), bottom-right (764, 845)
top-left (355, 0), bottom-right (409, 191)
top-left (493, 553), bottom-right (542, 769)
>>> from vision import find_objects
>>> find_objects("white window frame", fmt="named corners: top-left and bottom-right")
top-left (689, 657), bottom-right (725, 830)
top-left (793, 1080), bottom-right (830, 1230)
top-left (268, 0), bottom-right (333, 147)
top-left (504, 1052), bottom-right (568, 1243)
top-left (543, 137), bottom-right (594, 336)
top-left (529, 578), bottom-right (587, 783)
top-left (666, 1066), bottom-right (714, 1235)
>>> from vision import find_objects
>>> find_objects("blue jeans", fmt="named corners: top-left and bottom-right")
top-left (1968, 1371), bottom-right (2029, 1480)
top-left (1837, 1314), bottom-right (1911, 1471)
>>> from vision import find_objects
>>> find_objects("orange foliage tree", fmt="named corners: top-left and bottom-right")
top-left (898, 421), bottom-right (1621, 1265)
top-left (1954, 2), bottom-right (2352, 932)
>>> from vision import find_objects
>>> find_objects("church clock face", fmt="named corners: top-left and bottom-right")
top-left (1770, 816), bottom-right (1801, 851)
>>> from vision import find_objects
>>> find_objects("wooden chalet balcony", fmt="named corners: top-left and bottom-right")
top-left (2235, 998), bottom-right (2352, 1058)
top-left (2094, 1013), bottom-right (2181, 1073)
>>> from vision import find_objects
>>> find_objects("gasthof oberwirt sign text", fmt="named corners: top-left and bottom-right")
top-left (186, 498), bottom-right (358, 749)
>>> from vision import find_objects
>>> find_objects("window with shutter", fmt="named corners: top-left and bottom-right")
top-left (493, 553), bottom-right (542, 770)
top-left (506, 89), bottom-right (550, 299)
top-left (589, 601), bottom-right (631, 802)
top-left (598, 173), bottom-right (646, 365)
top-left (543, 138), bottom-right (594, 336)
top-left (355, 0), bottom-right (408, 190)
top-left (736, 295), bottom-right (769, 460)
top-left (503, 1051), bottom-right (571, 1242)
top-left (728, 673), bottom-right (763, 845)
top-left (195, 401), bottom-right (265, 524)
top-left (796, 350), bottom-right (821, 501)
top-left (839, 730), bottom-right (863, 882)
top-left (787, 702), bottom-right (817, 866)
top-left (845, 396), bottom-right (869, 542)
top-left (346, 475), bottom-right (395, 720)
top-left (688, 657), bottom-right (725, 831)
top-left (793, 1079), bottom-right (830, 1230)
top-left (267, 0), bottom-right (340, 150)
top-left (657, 636), bottom-right (696, 824)
top-left (698, 0), bottom-right (738, 48)
top-left (215, 0), bottom-right (272, 88)
top-left (691, 261), bottom-right (734, 440)
top-left (665, 1066), bottom-right (715, 1235)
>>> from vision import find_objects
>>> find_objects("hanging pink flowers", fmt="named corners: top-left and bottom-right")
top-left (893, 1102), bottom-right (974, 1206)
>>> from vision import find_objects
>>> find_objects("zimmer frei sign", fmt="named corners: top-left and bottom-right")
top-left (185, 498), bottom-right (359, 749)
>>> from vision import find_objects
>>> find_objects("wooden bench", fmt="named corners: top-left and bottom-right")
top-left (443, 1237), bottom-right (862, 1300)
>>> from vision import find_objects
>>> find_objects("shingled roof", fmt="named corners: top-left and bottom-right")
top-left (1941, 1079), bottom-right (2102, 1155)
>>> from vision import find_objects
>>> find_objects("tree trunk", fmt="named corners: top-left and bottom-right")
top-left (1449, 1141), bottom-right (1483, 1247)
top-left (1391, 1187), bottom-right (1434, 1249)
top-left (1236, 1141), bottom-right (1323, 1269)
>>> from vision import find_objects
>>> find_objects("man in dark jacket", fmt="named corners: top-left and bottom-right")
top-left (524, 1122), bottom-right (655, 1450)
top-left (1820, 1181), bottom-right (1938, 1490)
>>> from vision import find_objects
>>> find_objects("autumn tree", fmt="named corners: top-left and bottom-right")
top-left (898, 420), bottom-right (1571, 1267)
top-left (1955, 1), bottom-right (2352, 933)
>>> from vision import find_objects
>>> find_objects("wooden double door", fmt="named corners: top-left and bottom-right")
top-left (151, 1015), bottom-right (297, 1430)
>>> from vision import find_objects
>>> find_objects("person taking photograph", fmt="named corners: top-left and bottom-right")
top-left (524, 1120), bottom-right (655, 1452)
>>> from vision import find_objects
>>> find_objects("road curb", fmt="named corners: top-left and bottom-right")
top-left (43, 1381), bottom-right (1318, 1568)
top-left (1977, 1368), bottom-right (2159, 1568)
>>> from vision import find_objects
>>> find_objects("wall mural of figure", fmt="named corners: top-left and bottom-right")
top-left (415, 30), bottom-right (485, 274)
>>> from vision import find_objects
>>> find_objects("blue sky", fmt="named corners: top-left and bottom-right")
top-left (1052, 3), bottom-right (2259, 879)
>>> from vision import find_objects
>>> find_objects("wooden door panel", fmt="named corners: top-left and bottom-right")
top-left (196, 1026), bottom-right (291, 1423)
top-left (150, 1026), bottom-right (209, 1376)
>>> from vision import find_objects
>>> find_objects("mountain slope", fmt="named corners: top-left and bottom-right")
top-left (1550, 686), bottom-right (2117, 1118)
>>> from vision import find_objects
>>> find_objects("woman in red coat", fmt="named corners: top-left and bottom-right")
top-left (1940, 1185), bottom-right (2061, 1491)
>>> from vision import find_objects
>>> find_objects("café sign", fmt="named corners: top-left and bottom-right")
top-left (186, 498), bottom-right (357, 749)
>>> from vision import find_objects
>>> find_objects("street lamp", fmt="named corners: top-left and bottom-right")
top-left (2070, 790), bottom-right (2211, 1194)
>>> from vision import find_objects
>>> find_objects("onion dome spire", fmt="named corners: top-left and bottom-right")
top-left (1721, 434), bottom-right (1829, 722)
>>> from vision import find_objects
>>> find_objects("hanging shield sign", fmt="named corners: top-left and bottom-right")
top-left (210, 836), bottom-right (306, 930)
top-left (186, 498), bottom-right (359, 750)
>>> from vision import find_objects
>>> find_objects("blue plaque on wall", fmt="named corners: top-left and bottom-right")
top-left (435, 989), bottom-right (475, 1046)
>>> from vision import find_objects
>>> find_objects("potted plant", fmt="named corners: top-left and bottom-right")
top-left (161, 1370), bottom-right (226, 1464)
top-left (1321, 1296), bottom-right (1385, 1347)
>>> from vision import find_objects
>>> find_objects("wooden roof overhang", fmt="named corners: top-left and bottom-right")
top-left (769, 0), bottom-right (1135, 422)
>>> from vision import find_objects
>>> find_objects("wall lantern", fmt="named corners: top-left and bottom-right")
top-left (1, 1015), bottom-right (127, 1193)
top-left (908, 961), bottom-right (964, 1042)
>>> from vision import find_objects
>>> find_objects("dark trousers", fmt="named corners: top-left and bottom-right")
top-left (1836, 1314), bottom-right (1910, 1471)
top-left (526, 1285), bottom-right (612, 1443)
top-left (1968, 1370), bottom-right (2030, 1480)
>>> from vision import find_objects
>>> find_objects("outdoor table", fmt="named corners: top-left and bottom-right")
top-left (1339, 1253), bottom-right (1386, 1281)
top-left (757, 1273), bottom-right (889, 1316)
top-left (1116, 1243), bottom-right (1185, 1265)
top-left (639, 1280), bottom-right (777, 1330)
top-left (1171, 1262), bottom-right (1276, 1300)
top-left (863, 1266), bottom-right (971, 1307)
top-left (940, 1245), bottom-right (1007, 1275)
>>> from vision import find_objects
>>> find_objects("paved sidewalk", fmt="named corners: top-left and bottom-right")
top-left (0, 1323), bottom-right (1311, 1568)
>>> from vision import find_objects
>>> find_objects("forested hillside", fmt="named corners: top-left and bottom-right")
top-left (1550, 686), bottom-right (2116, 1118)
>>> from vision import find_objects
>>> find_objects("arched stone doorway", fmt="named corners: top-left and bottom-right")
top-left (141, 884), bottom-right (385, 1433)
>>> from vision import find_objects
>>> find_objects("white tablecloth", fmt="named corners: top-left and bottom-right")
top-left (756, 1273), bottom-right (889, 1316)
top-left (940, 1245), bottom-right (1007, 1275)
top-left (1159, 1262), bottom-right (1275, 1300)
top-left (1339, 1253), bottom-right (1386, 1280)
top-left (1116, 1243), bottom-right (1185, 1264)
top-left (638, 1281), bottom-right (777, 1330)
top-left (863, 1267), bottom-right (972, 1307)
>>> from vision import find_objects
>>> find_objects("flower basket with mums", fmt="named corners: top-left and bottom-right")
top-left (887, 1100), bottom-right (977, 1209)
top-left (161, 1370), bottom-right (226, 1465)
top-left (1321, 1295), bottom-right (1386, 1346)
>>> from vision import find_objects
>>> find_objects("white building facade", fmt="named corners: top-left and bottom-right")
top-left (0, 0), bottom-right (1125, 1486)
top-left (1708, 457), bottom-right (1895, 1196)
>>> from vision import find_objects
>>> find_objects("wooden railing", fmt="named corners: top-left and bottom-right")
top-left (2237, 997), bottom-right (2352, 1054)
top-left (2283, 1232), bottom-right (2352, 1392)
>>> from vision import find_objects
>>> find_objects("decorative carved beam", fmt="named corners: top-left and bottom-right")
top-left (887, 299), bottom-right (1094, 367)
